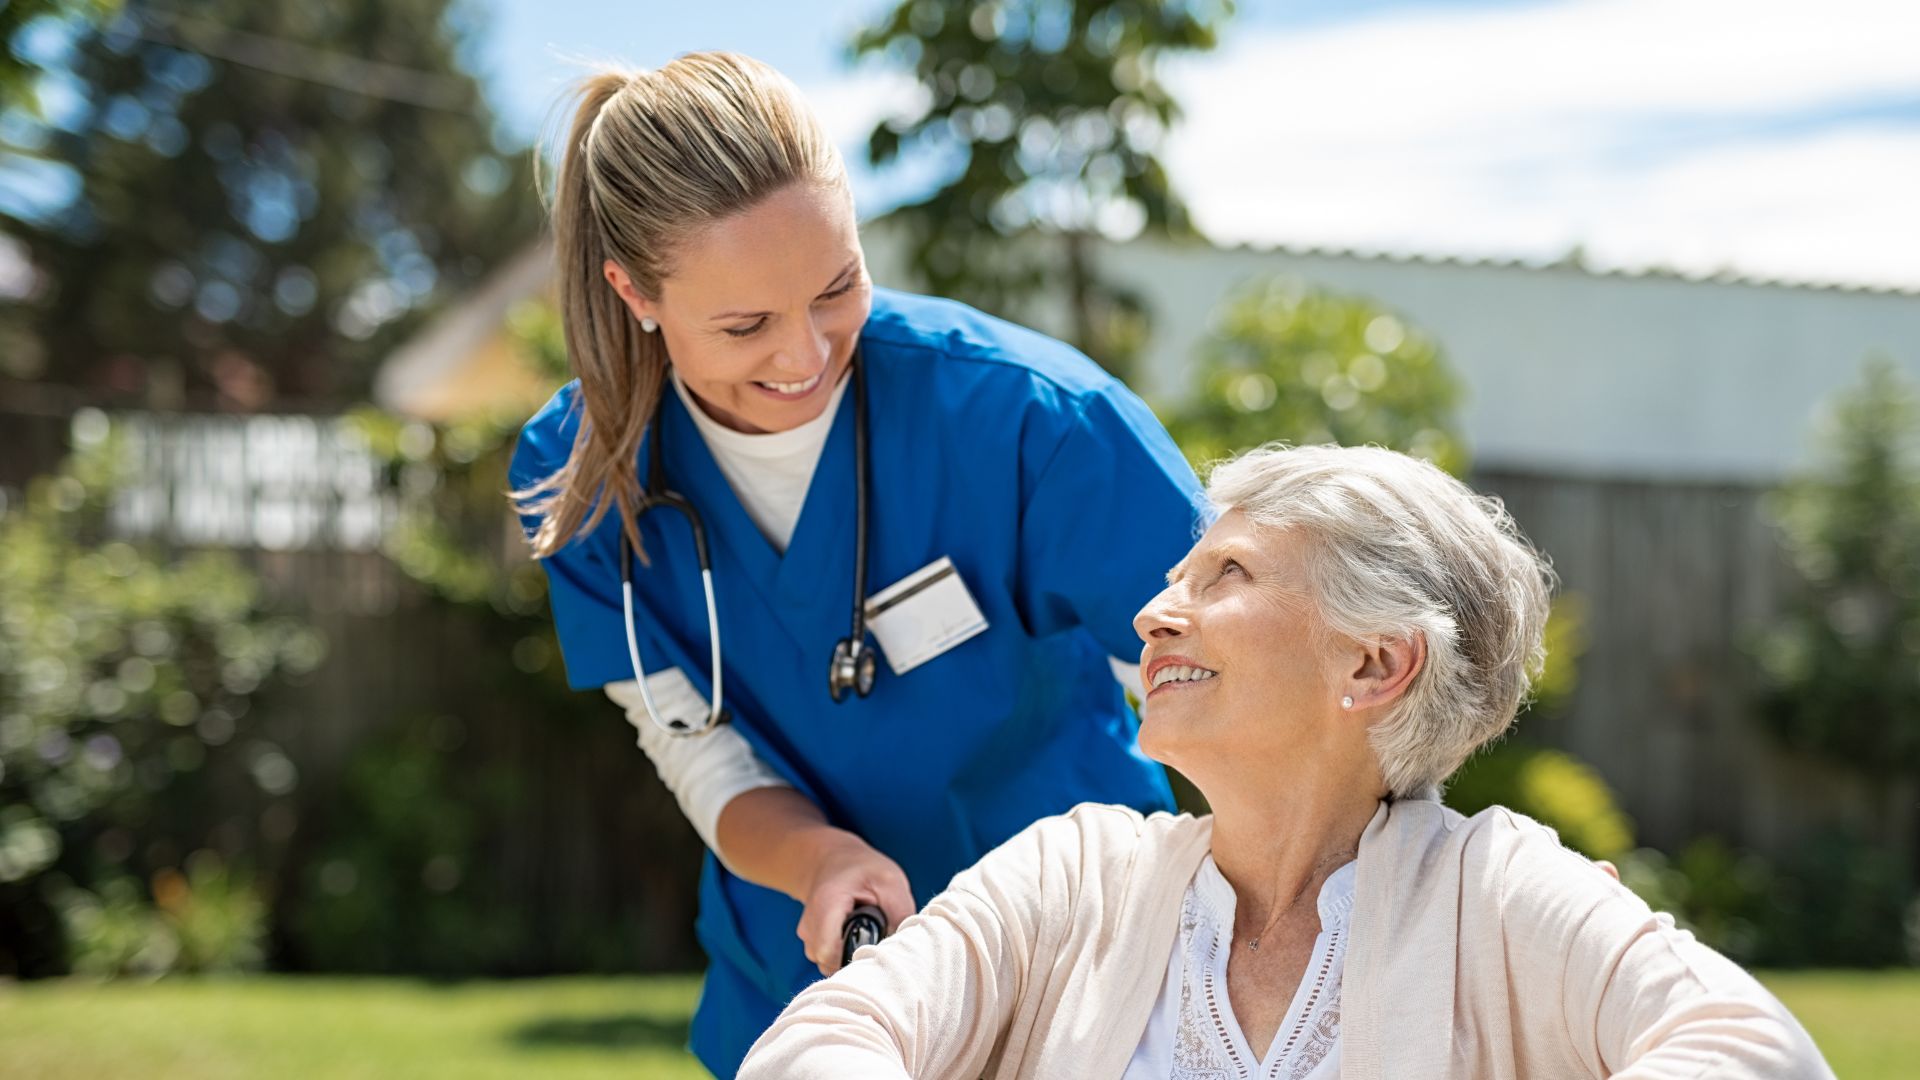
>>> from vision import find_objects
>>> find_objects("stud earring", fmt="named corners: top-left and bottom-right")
top-left (640, 317), bottom-right (658, 333)
top-left (1341, 696), bottom-right (1354, 710)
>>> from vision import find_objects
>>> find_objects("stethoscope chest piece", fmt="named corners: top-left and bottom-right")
top-left (828, 637), bottom-right (877, 703)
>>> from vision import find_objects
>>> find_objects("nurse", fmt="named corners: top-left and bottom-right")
top-left (509, 52), bottom-right (1202, 1077)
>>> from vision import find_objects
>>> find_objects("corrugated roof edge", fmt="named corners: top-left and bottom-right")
top-left (1192, 237), bottom-right (1920, 298)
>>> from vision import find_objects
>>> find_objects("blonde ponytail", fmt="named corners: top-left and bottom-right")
top-left (512, 53), bottom-right (847, 560)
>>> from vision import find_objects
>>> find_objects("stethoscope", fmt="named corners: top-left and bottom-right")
top-left (620, 352), bottom-right (878, 737)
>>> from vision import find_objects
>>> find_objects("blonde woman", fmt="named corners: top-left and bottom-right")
top-left (740, 444), bottom-right (1833, 1080)
top-left (507, 52), bottom-right (1202, 1077)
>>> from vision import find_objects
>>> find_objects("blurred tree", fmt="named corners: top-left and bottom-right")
top-left (0, 0), bottom-right (117, 111)
top-left (0, 419), bottom-right (324, 977)
top-left (1163, 275), bottom-right (1468, 474)
top-left (852, 0), bottom-right (1231, 377)
top-left (1446, 743), bottom-right (1633, 862)
top-left (1753, 358), bottom-right (1920, 874)
top-left (0, 0), bottom-right (541, 408)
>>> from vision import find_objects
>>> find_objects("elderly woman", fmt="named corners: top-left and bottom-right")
top-left (737, 443), bottom-right (1832, 1080)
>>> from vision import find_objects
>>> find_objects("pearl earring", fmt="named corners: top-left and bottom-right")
top-left (640, 317), bottom-right (658, 333)
top-left (1341, 696), bottom-right (1354, 710)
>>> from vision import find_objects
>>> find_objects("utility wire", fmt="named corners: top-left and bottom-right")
top-left (128, 6), bottom-right (483, 114)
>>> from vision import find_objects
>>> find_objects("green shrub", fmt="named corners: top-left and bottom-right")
top-left (1616, 838), bottom-right (1775, 964)
top-left (1753, 359), bottom-right (1920, 781)
top-left (0, 423), bottom-right (319, 976)
top-left (284, 716), bottom-right (529, 976)
top-left (1607, 829), bottom-right (1910, 968)
top-left (1446, 741), bottom-right (1635, 862)
top-left (155, 851), bottom-right (267, 973)
top-left (1761, 827), bottom-right (1915, 968)
top-left (53, 875), bottom-right (180, 978)
top-left (1165, 276), bottom-right (1467, 474)
top-left (51, 850), bottom-right (265, 977)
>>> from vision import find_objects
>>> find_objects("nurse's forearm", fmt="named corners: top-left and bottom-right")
top-left (714, 786), bottom-right (866, 900)
top-left (718, 788), bottom-right (918, 975)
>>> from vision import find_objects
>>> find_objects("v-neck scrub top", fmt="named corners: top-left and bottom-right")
top-left (509, 287), bottom-right (1205, 1077)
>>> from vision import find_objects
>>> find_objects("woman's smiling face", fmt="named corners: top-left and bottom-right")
top-left (1131, 510), bottom-right (1345, 785)
top-left (604, 181), bottom-right (871, 434)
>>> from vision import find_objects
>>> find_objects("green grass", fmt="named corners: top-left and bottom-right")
top-left (0, 970), bottom-right (1911, 1078)
top-left (0, 975), bottom-right (709, 1079)
top-left (1759, 970), bottom-right (1920, 1079)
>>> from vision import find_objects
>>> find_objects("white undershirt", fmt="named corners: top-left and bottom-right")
top-left (603, 672), bottom-right (786, 874)
top-left (1123, 856), bottom-right (1355, 1080)
top-left (669, 366), bottom-right (849, 553)
top-left (607, 368), bottom-right (1146, 864)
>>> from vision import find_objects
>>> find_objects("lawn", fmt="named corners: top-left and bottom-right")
top-left (0, 975), bottom-right (709, 1079)
top-left (0, 970), bottom-right (1912, 1078)
top-left (1761, 969), bottom-right (1920, 1079)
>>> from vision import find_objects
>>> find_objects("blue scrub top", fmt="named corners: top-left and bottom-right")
top-left (510, 287), bottom-right (1204, 1077)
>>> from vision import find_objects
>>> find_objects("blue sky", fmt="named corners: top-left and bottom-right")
top-left (474, 1), bottom-right (1548, 139)
top-left (469, 0), bottom-right (1589, 149)
top-left (9, 0), bottom-right (1912, 290)
top-left (468, 0), bottom-right (1920, 289)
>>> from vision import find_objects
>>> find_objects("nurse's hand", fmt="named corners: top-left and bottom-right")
top-left (796, 832), bottom-right (914, 976)
top-left (711, 787), bottom-right (916, 976)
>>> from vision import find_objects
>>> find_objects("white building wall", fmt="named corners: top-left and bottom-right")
top-left (865, 224), bottom-right (1920, 484)
top-left (1105, 239), bottom-right (1920, 483)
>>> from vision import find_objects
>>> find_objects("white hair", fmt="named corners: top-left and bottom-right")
top-left (1204, 443), bottom-right (1556, 798)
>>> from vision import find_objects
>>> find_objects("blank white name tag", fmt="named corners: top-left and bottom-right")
top-left (865, 556), bottom-right (989, 676)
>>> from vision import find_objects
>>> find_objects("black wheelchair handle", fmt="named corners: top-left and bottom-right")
top-left (840, 903), bottom-right (888, 968)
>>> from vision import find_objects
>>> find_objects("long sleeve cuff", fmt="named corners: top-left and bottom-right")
top-left (604, 672), bottom-right (792, 869)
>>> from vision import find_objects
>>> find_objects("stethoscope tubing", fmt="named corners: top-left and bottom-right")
top-left (621, 547), bottom-right (724, 735)
top-left (621, 353), bottom-right (872, 735)
top-left (848, 353), bottom-right (870, 648)
top-left (620, 489), bottom-right (726, 734)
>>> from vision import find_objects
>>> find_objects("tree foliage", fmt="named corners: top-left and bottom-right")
top-left (852, 0), bottom-right (1231, 375)
top-left (0, 419), bottom-right (324, 976)
top-left (1753, 358), bottom-right (1920, 779)
top-left (1164, 275), bottom-right (1468, 474)
top-left (0, 0), bottom-right (118, 112)
top-left (0, 0), bottom-right (541, 407)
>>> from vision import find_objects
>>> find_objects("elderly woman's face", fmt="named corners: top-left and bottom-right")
top-left (1131, 510), bottom-right (1341, 776)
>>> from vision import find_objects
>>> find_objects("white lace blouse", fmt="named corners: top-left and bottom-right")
top-left (1122, 855), bottom-right (1357, 1080)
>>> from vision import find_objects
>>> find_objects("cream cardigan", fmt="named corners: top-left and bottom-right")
top-left (739, 798), bottom-right (1832, 1080)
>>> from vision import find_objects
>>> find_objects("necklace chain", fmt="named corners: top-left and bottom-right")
top-left (1244, 848), bottom-right (1355, 951)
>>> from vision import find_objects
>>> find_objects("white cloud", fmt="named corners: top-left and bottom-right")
top-left (801, 67), bottom-right (927, 151)
top-left (802, 67), bottom-right (956, 215)
top-left (1158, 0), bottom-right (1920, 287)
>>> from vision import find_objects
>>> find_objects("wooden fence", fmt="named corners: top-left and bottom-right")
top-left (1478, 468), bottom-right (1914, 862)
top-left (2, 407), bottom-right (706, 972)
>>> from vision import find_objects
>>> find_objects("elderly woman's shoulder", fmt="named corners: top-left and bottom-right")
top-left (1434, 801), bottom-right (1649, 920)
top-left (1013, 802), bottom-right (1210, 855)
top-left (1449, 802), bottom-right (1605, 863)
top-left (950, 803), bottom-right (1211, 896)
top-left (1063, 800), bottom-right (1211, 841)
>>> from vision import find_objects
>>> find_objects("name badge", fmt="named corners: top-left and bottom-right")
top-left (865, 556), bottom-right (990, 676)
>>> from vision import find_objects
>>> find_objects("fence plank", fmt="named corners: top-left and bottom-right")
top-left (1478, 469), bottom-right (1881, 860)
